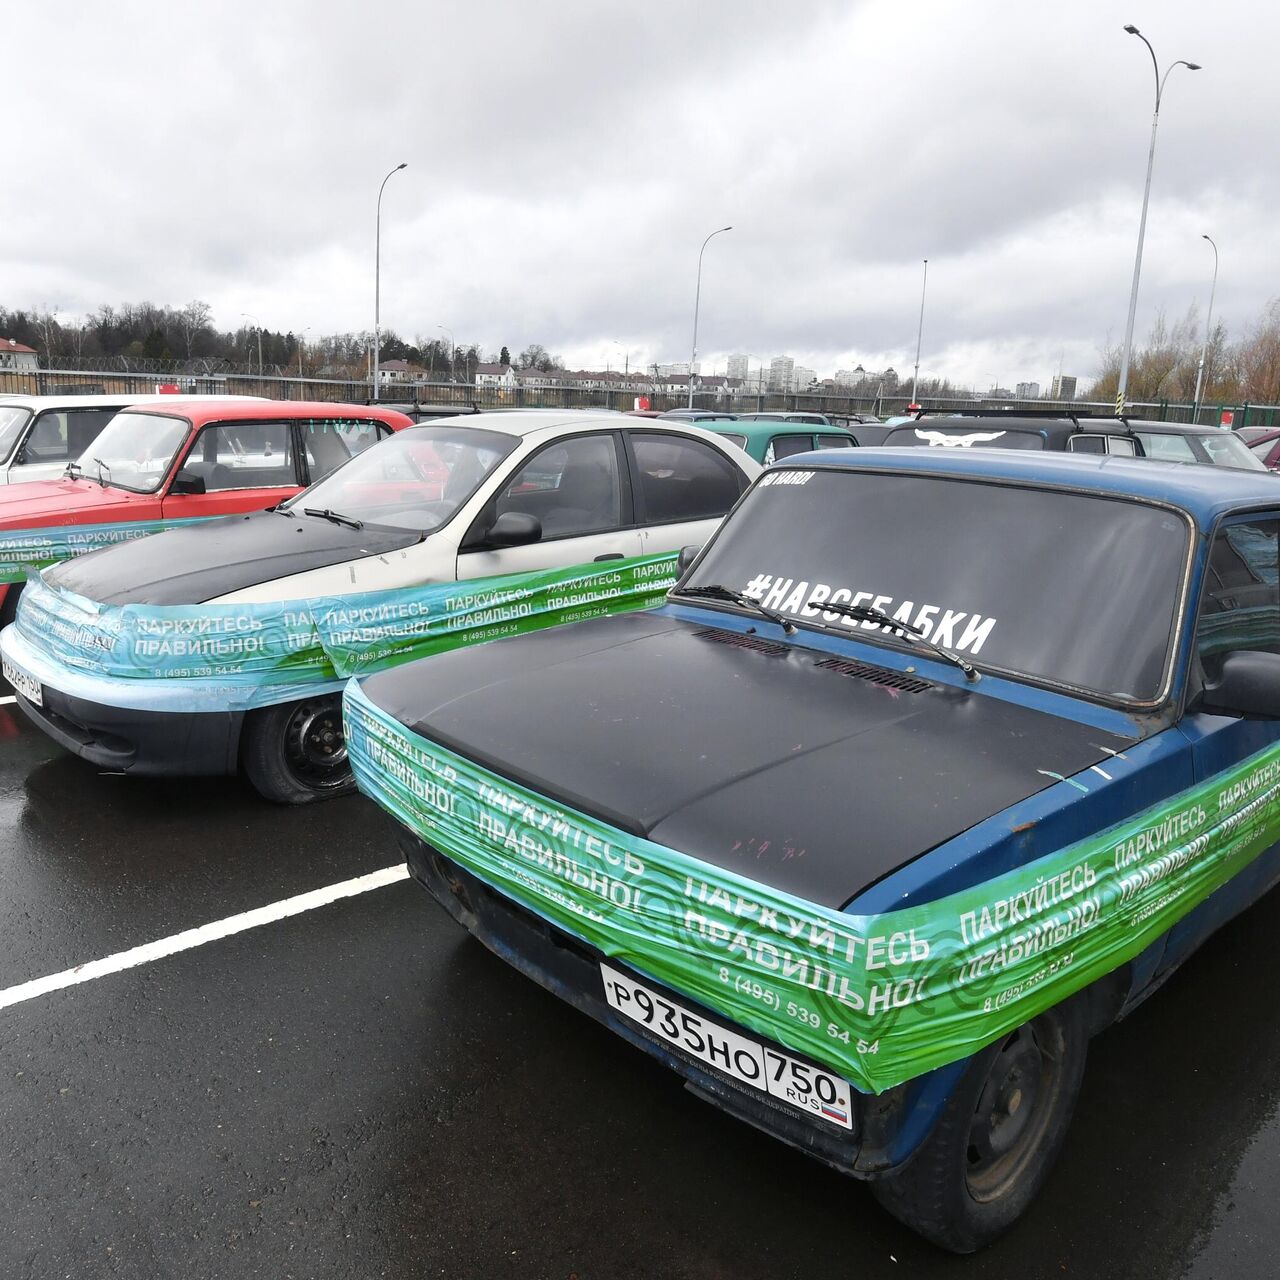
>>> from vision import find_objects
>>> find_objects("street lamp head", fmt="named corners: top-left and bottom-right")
top-left (1124, 23), bottom-right (1140, 35)
top-left (395, 162), bottom-right (407, 170)
top-left (1185, 62), bottom-right (1202, 71)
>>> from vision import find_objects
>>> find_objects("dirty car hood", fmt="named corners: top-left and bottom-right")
top-left (359, 612), bottom-right (1135, 909)
top-left (46, 509), bottom-right (422, 605)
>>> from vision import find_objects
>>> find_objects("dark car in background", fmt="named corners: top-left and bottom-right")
top-left (735, 410), bottom-right (836, 426)
top-left (884, 411), bottom-right (1267, 470)
top-left (367, 401), bottom-right (482, 423)
top-left (658, 408), bottom-right (739, 423)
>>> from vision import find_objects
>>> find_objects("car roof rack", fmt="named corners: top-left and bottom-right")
top-left (912, 408), bottom-right (1115, 425)
top-left (364, 395), bottom-right (481, 413)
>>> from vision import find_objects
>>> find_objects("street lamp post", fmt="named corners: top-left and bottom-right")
top-left (1115, 25), bottom-right (1201, 413)
top-left (1192, 234), bottom-right (1219, 425)
top-left (373, 162), bottom-right (408, 402)
top-left (688, 225), bottom-right (733, 408)
top-left (296, 326), bottom-right (311, 379)
top-left (910, 259), bottom-right (928, 408)
top-left (240, 313), bottom-right (261, 376)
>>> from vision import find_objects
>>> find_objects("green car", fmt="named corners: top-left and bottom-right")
top-left (707, 416), bottom-right (859, 464)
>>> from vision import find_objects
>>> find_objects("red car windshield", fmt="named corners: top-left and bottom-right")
top-left (70, 412), bottom-right (189, 492)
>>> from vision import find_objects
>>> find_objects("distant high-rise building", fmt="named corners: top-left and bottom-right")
top-left (768, 356), bottom-right (794, 390)
top-left (726, 353), bottom-right (749, 382)
top-left (793, 366), bottom-right (817, 389)
top-left (1050, 374), bottom-right (1077, 401)
top-left (658, 361), bottom-right (698, 378)
top-left (1015, 381), bottom-right (1041, 399)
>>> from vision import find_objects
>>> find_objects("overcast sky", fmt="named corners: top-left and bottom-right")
top-left (6, 0), bottom-right (1278, 389)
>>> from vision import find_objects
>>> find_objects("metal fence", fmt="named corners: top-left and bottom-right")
top-left (2, 366), bottom-right (1277, 428)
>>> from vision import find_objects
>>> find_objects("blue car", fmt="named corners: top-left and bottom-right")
top-left (344, 447), bottom-right (1280, 1251)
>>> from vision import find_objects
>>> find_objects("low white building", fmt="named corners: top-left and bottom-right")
top-left (378, 358), bottom-right (426, 384)
top-left (474, 362), bottom-right (516, 389)
top-left (0, 338), bottom-right (39, 373)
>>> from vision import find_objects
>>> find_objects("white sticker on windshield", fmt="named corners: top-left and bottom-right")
top-left (758, 470), bottom-right (812, 487)
top-left (742, 575), bottom-right (997, 655)
top-left (914, 429), bottom-right (1007, 447)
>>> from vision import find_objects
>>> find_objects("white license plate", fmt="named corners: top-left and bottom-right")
top-left (601, 964), bottom-right (852, 1130)
top-left (2, 655), bottom-right (41, 707)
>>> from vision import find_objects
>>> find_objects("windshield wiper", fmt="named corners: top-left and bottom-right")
top-left (64, 460), bottom-right (82, 479)
top-left (302, 506), bottom-right (364, 530)
top-left (807, 598), bottom-right (979, 681)
top-left (90, 456), bottom-right (112, 487)
top-left (675, 584), bottom-right (797, 635)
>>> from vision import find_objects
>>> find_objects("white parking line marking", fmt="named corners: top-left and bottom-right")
top-left (0, 864), bottom-right (409, 1012)
top-left (0, 695), bottom-right (16, 706)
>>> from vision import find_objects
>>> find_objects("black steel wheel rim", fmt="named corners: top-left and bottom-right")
top-left (964, 1022), bottom-right (1063, 1204)
top-left (281, 698), bottom-right (349, 788)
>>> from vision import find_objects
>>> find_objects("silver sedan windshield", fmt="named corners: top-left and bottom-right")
top-left (283, 424), bottom-right (519, 532)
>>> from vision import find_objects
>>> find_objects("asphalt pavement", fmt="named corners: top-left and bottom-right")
top-left (1, 692), bottom-right (1277, 1280)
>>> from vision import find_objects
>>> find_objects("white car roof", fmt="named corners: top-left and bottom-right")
top-left (428, 410), bottom-right (744, 451)
top-left (0, 393), bottom-right (266, 409)
top-left (426, 409), bottom-right (622, 438)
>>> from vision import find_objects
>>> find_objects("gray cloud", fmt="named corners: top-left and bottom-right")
top-left (4, 0), bottom-right (1276, 391)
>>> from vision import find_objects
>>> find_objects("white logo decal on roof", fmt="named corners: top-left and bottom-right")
top-left (914, 429), bottom-right (1008, 447)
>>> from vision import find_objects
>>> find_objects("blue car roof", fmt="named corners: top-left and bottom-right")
top-left (791, 446), bottom-right (1280, 531)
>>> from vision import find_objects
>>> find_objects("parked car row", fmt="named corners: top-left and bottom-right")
top-left (0, 399), bottom-right (412, 627)
top-left (4, 390), bottom-right (1280, 1255)
top-left (0, 391), bottom-right (267, 486)
top-left (1, 410), bottom-right (758, 800)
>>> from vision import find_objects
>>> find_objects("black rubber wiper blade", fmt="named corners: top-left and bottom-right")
top-left (64, 460), bottom-right (82, 478)
top-left (806, 598), bottom-right (979, 681)
top-left (675, 584), bottom-right (797, 635)
top-left (302, 507), bottom-right (364, 530)
top-left (90, 456), bottom-right (111, 487)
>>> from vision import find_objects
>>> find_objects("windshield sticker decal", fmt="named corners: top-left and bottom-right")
top-left (914, 429), bottom-right (1007, 447)
top-left (758, 471), bottom-right (813, 487)
top-left (11, 553), bottom-right (679, 711)
top-left (347, 680), bottom-right (1280, 1096)
top-left (741, 574), bottom-right (997, 654)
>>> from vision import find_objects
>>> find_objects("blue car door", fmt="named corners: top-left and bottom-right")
top-left (1164, 512), bottom-right (1280, 969)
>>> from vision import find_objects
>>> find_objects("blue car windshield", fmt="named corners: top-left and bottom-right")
top-left (682, 468), bottom-right (1190, 703)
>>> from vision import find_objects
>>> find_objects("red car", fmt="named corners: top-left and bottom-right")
top-left (0, 399), bottom-right (412, 625)
top-left (1238, 426), bottom-right (1280, 471)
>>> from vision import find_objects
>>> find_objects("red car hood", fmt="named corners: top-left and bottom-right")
top-left (0, 478), bottom-right (148, 528)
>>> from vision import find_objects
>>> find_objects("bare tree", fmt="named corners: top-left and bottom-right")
top-left (517, 343), bottom-right (564, 372)
top-left (1239, 299), bottom-right (1280, 404)
top-left (177, 299), bottom-right (213, 361)
top-left (32, 307), bottom-right (61, 362)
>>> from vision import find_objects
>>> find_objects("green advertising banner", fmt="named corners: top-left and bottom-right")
top-left (13, 553), bottom-right (679, 711)
top-left (0, 517), bottom-right (217, 583)
top-left (346, 679), bottom-right (1280, 1095)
